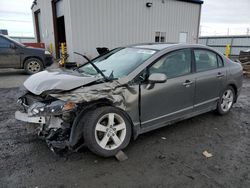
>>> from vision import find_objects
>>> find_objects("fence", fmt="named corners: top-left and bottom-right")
top-left (199, 35), bottom-right (250, 60)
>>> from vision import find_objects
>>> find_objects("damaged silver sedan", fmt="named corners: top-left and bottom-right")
top-left (15, 43), bottom-right (243, 157)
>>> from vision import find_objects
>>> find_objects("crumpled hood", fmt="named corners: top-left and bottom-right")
top-left (24, 69), bottom-right (99, 95)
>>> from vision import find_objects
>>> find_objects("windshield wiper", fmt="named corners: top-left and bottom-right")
top-left (108, 70), bottom-right (114, 80)
top-left (74, 52), bottom-right (109, 81)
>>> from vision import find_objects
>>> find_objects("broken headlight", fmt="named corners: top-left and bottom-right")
top-left (28, 100), bottom-right (77, 116)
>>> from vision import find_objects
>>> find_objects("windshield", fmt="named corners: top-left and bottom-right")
top-left (77, 48), bottom-right (156, 79)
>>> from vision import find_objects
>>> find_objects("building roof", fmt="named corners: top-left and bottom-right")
top-left (177, 0), bottom-right (204, 5)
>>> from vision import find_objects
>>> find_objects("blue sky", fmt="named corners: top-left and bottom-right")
top-left (0, 0), bottom-right (250, 37)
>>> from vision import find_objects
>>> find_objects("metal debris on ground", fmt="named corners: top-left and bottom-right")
top-left (202, 150), bottom-right (213, 158)
top-left (115, 150), bottom-right (128, 162)
top-left (158, 154), bottom-right (166, 159)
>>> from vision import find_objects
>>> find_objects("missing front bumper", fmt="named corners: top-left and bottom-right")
top-left (15, 111), bottom-right (45, 124)
top-left (15, 111), bottom-right (72, 154)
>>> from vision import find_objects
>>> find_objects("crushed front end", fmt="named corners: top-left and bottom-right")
top-left (15, 70), bottom-right (130, 155)
top-left (15, 92), bottom-right (77, 153)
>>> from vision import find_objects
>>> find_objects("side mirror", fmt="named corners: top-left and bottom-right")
top-left (10, 43), bottom-right (17, 49)
top-left (148, 73), bottom-right (167, 83)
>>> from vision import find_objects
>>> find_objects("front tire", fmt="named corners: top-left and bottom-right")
top-left (216, 86), bottom-right (235, 115)
top-left (83, 106), bottom-right (131, 157)
top-left (24, 58), bottom-right (44, 74)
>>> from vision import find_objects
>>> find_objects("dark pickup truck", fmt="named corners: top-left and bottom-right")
top-left (0, 34), bottom-right (53, 74)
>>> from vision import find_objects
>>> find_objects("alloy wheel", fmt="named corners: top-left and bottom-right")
top-left (221, 89), bottom-right (234, 112)
top-left (95, 113), bottom-right (126, 150)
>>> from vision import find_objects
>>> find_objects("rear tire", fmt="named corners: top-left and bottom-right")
top-left (216, 86), bottom-right (235, 115)
top-left (82, 106), bottom-right (131, 157)
top-left (24, 58), bottom-right (44, 74)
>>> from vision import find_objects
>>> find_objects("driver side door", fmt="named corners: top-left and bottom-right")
top-left (0, 36), bottom-right (20, 68)
top-left (140, 48), bottom-right (195, 129)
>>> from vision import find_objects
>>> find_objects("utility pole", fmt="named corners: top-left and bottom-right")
top-left (247, 28), bottom-right (250, 35)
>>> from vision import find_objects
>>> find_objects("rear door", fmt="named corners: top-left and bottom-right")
top-left (193, 49), bottom-right (227, 111)
top-left (140, 49), bottom-right (195, 128)
top-left (0, 36), bottom-right (20, 68)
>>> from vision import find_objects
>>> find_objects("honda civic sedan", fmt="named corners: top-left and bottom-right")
top-left (15, 43), bottom-right (243, 157)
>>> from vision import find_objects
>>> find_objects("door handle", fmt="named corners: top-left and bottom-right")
top-left (183, 80), bottom-right (193, 87)
top-left (217, 72), bottom-right (225, 78)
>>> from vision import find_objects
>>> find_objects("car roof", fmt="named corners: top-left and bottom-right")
top-left (129, 43), bottom-right (207, 51)
top-left (0, 34), bottom-right (7, 37)
top-left (0, 34), bottom-right (9, 39)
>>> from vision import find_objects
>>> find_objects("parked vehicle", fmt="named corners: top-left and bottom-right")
top-left (15, 43), bottom-right (243, 157)
top-left (0, 34), bottom-right (53, 74)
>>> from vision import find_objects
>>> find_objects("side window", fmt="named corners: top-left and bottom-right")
top-left (149, 49), bottom-right (191, 79)
top-left (194, 50), bottom-right (218, 72)
top-left (217, 55), bottom-right (224, 67)
top-left (0, 37), bottom-right (10, 48)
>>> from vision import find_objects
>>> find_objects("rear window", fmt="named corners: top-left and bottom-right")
top-left (217, 55), bottom-right (224, 67)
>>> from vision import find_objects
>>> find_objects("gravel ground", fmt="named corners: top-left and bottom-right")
top-left (0, 78), bottom-right (249, 188)
top-left (0, 69), bottom-right (28, 88)
top-left (0, 64), bottom-right (58, 88)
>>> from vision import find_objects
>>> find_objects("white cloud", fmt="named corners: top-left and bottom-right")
top-left (200, 0), bottom-right (250, 36)
top-left (0, 0), bottom-right (34, 36)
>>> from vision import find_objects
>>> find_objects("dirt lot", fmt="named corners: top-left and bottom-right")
top-left (0, 69), bottom-right (28, 88)
top-left (0, 77), bottom-right (250, 188)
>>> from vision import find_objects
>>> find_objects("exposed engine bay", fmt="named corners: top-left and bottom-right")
top-left (16, 92), bottom-right (77, 153)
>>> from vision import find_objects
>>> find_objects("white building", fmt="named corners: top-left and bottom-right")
top-left (31, 0), bottom-right (203, 62)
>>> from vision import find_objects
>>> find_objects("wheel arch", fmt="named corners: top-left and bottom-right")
top-left (228, 83), bottom-right (238, 102)
top-left (68, 99), bottom-right (135, 149)
top-left (22, 56), bottom-right (44, 68)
